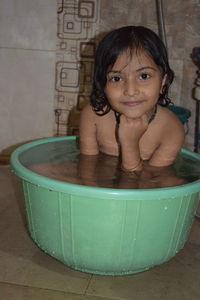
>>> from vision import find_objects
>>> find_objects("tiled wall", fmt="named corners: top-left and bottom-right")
top-left (54, 0), bottom-right (101, 136)
top-left (165, 0), bottom-right (200, 146)
top-left (0, 0), bottom-right (199, 154)
top-left (0, 0), bottom-right (57, 153)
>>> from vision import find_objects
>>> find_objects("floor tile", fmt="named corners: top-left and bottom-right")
top-left (23, 251), bottom-right (91, 294)
top-left (189, 216), bottom-right (200, 246)
top-left (0, 282), bottom-right (112, 300)
top-left (0, 251), bottom-right (29, 284)
top-left (0, 166), bottom-right (16, 212)
top-left (86, 227), bottom-right (200, 300)
top-left (0, 282), bottom-right (83, 300)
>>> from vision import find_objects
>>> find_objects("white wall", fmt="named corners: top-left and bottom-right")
top-left (0, 0), bottom-right (57, 152)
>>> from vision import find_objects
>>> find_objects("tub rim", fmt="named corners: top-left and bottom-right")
top-left (10, 136), bottom-right (200, 200)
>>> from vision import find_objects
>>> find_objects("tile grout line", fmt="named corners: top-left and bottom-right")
top-left (0, 281), bottom-right (85, 297)
top-left (82, 275), bottom-right (124, 300)
top-left (83, 274), bottom-right (93, 298)
top-left (0, 46), bottom-right (57, 52)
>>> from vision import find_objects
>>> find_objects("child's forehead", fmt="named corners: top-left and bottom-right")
top-left (110, 49), bottom-right (157, 71)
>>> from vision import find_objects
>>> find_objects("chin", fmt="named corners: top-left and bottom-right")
top-left (122, 111), bottom-right (143, 119)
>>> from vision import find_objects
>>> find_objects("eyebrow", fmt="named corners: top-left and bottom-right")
top-left (136, 66), bottom-right (157, 72)
top-left (107, 66), bottom-right (157, 74)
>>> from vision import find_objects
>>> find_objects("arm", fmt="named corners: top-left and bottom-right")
top-left (78, 154), bottom-right (98, 186)
top-left (118, 114), bottom-right (148, 171)
top-left (137, 163), bottom-right (187, 189)
top-left (148, 122), bottom-right (185, 167)
top-left (79, 104), bottom-right (99, 155)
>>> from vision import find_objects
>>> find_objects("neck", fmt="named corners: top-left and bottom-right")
top-left (113, 105), bottom-right (158, 125)
top-left (148, 105), bottom-right (157, 124)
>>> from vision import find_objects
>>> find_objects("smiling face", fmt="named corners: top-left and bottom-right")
top-left (104, 49), bottom-right (167, 119)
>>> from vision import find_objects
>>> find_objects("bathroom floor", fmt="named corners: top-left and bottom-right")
top-left (1, 165), bottom-right (200, 300)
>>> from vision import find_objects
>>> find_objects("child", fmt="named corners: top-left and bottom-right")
top-left (79, 26), bottom-right (185, 172)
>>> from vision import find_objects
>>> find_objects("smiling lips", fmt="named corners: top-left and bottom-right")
top-left (121, 101), bottom-right (144, 107)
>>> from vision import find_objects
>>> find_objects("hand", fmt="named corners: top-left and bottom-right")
top-left (118, 114), bottom-right (148, 172)
top-left (118, 114), bottom-right (149, 146)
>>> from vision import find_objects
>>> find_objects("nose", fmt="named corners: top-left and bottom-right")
top-left (124, 78), bottom-right (139, 97)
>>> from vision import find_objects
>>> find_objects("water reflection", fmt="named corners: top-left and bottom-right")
top-left (29, 152), bottom-right (189, 189)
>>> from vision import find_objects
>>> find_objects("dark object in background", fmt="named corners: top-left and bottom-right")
top-left (191, 47), bottom-right (200, 153)
top-left (191, 47), bottom-right (200, 68)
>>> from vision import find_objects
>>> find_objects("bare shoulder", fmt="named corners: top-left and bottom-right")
top-left (158, 106), bottom-right (185, 131)
top-left (80, 103), bottom-right (97, 125)
top-left (81, 104), bottom-right (115, 124)
top-left (158, 105), bottom-right (185, 142)
top-left (148, 106), bottom-right (185, 166)
top-left (81, 103), bottom-right (95, 117)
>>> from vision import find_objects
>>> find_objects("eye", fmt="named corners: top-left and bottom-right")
top-left (139, 73), bottom-right (151, 80)
top-left (109, 76), bottom-right (122, 82)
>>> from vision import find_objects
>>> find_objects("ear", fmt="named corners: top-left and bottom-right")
top-left (160, 74), bottom-right (168, 94)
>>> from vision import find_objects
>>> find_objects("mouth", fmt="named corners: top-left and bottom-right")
top-left (121, 101), bottom-right (144, 107)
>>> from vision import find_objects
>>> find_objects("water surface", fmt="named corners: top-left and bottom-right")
top-left (19, 139), bottom-right (200, 189)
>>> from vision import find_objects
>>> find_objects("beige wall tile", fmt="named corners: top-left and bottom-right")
top-left (0, 0), bottom-right (56, 50)
top-left (0, 48), bottom-right (55, 151)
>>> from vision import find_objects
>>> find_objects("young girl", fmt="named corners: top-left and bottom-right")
top-left (79, 26), bottom-right (185, 172)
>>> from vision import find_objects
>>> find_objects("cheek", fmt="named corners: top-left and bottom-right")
top-left (105, 85), bottom-right (121, 100)
top-left (105, 88), bottom-right (120, 110)
top-left (148, 82), bottom-right (163, 97)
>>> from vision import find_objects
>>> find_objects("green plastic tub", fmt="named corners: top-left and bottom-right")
top-left (10, 136), bottom-right (200, 275)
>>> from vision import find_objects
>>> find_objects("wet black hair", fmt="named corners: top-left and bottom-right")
top-left (91, 26), bottom-right (174, 115)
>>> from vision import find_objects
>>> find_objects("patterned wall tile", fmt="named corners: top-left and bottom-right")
top-left (55, 0), bottom-right (100, 136)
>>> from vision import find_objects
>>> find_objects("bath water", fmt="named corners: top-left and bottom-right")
top-left (20, 139), bottom-right (200, 189)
